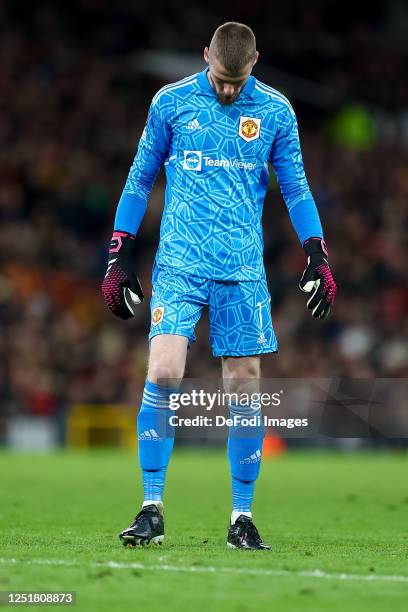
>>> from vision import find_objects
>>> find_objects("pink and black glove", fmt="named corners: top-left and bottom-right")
top-left (299, 237), bottom-right (337, 319)
top-left (102, 231), bottom-right (144, 320)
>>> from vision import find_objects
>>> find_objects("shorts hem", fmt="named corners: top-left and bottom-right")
top-left (148, 330), bottom-right (196, 345)
top-left (213, 346), bottom-right (279, 358)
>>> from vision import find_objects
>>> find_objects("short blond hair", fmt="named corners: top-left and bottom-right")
top-left (209, 22), bottom-right (256, 72)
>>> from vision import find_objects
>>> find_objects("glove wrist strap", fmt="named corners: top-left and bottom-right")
top-left (109, 230), bottom-right (135, 255)
top-left (303, 237), bottom-right (328, 258)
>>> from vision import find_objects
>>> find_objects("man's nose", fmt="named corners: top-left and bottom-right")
top-left (222, 84), bottom-right (235, 97)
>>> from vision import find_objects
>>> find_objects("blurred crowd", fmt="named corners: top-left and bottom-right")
top-left (0, 0), bottom-right (407, 416)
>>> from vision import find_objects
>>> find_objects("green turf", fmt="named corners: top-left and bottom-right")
top-left (0, 449), bottom-right (407, 611)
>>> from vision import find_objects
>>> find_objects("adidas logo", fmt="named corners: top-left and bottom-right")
top-left (240, 449), bottom-right (261, 464)
top-left (138, 429), bottom-right (161, 441)
top-left (187, 118), bottom-right (202, 131)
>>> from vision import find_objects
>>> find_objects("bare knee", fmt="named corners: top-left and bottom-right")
top-left (147, 335), bottom-right (188, 385)
top-left (222, 356), bottom-right (260, 395)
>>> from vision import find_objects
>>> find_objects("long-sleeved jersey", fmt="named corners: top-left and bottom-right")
top-left (115, 68), bottom-right (323, 281)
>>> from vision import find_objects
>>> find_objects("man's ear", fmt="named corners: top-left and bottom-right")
top-left (204, 47), bottom-right (210, 64)
top-left (253, 51), bottom-right (259, 67)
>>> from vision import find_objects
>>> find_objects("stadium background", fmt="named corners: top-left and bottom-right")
top-left (1, 3), bottom-right (408, 610)
top-left (0, 0), bottom-right (407, 447)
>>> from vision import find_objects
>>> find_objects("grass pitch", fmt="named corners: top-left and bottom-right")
top-left (0, 449), bottom-right (407, 611)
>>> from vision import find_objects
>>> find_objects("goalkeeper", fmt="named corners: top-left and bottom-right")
top-left (102, 22), bottom-right (337, 550)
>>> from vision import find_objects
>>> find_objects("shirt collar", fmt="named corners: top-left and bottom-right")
top-left (197, 68), bottom-right (256, 99)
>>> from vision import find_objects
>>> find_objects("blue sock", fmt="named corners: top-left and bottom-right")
top-left (227, 403), bottom-right (265, 514)
top-left (137, 380), bottom-right (178, 503)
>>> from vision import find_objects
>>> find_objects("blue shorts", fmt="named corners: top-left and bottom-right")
top-left (149, 264), bottom-right (278, 357)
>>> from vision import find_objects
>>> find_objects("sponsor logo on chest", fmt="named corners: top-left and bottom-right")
top-left (183, 150), bottom-right (256, 172)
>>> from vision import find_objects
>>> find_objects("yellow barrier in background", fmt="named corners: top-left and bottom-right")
top-left (67, 405), bottom-right (136, 449)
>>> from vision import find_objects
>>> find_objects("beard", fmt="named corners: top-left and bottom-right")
top-left (217, 92), bottom-right (238, 105)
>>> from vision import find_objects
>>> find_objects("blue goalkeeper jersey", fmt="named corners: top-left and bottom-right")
top-left (115, 68), bottom-right (322, 281)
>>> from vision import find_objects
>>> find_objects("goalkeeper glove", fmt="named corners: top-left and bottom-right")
top-left (299, 237), bottom-right (337, 319)
top-left (102, 231), bottom-right (144, 319)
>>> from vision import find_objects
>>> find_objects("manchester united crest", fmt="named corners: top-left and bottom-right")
top-left (239, 116), bottom-right (261, 142)
top-left (152, 306), bottom-right (164, 326)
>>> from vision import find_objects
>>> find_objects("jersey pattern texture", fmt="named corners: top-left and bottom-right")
top-left (122, 69), bottom-right (318, 281)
